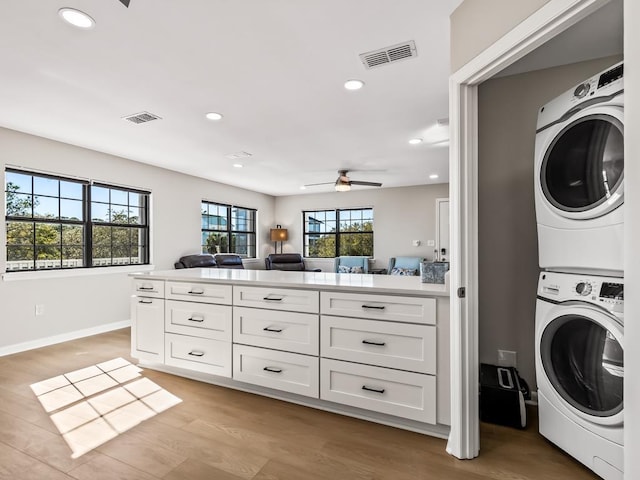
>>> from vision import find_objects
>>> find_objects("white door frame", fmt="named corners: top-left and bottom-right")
top-left (446, 0), bottom-right (613, 459)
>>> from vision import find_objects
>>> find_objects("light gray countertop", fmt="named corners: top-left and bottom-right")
top-left (131, 268), bottom-right (450, 297)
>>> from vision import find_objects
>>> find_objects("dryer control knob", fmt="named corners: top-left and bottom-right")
top-left (574, 83), bottom-right (590, 99)
top-left (576, 282), bottom-right (592, 296)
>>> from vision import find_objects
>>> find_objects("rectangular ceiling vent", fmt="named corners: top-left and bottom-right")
top-left (359, 40), bottom-right (417, 69)
top-left (122, 111), bottom-right (162, 124)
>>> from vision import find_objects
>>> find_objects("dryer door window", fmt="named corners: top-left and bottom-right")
top-left (541, 114), bottom-right (623, 215)
top-left (541, 314), bottom-right (623, 417)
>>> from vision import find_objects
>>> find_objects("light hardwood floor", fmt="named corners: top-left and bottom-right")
top-left (0, 328), bottom-right (599, 480)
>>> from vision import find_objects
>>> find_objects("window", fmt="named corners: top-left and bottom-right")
top-left (4, 169), bottom-right (150, 271)
top-left (303, 208), bottom-right (373, 258)
top-left (201, 201), bottom-right (256, 258)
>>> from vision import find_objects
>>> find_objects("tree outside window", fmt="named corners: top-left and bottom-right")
top-left (303, 208), bottom-right (373, 258)
top-left (201, 201), bottom-right (256, 258)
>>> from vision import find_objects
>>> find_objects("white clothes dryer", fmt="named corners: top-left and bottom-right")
top-left (536, 271), bottom-right (623, 480)
top-left (534, 62), bottom-right (624, 276)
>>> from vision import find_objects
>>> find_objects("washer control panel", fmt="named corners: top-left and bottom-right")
top-left (538, 271), bottom-right (624, 314)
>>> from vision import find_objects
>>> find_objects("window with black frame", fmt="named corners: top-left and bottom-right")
top-left (303, 208), bottom-right (373, 258)
top-left (4, 168), bottom-right (150, 271)
top-left (201, 201), bottom-right (256, 258)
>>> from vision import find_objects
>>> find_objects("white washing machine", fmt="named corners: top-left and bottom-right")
top-left (534, 62), bottom-right (624, 276)
top-left (536, 271), bottom-right (623, 480)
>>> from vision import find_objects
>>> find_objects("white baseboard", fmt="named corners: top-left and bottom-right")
top-left (526, 391), bottom-right (539, 406)
top-left (0, 319), bottom-right (131, 357)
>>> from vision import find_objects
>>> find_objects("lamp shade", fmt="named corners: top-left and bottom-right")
top-left (270, 226), bottom-right (288, 242)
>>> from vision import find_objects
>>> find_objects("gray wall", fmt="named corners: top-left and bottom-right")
top-left (0, 127), bottom-right (276, 353)
top-left (450, 0), bottom-right (551, 72)
top-left (274, 184), bottom-right (449, 272)
top-left (477, 55), bottom-right (622, 389)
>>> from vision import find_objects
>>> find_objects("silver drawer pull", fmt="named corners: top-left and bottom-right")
top-left (263, 366), bottom-right (283, 373)
top-left (188, 315), bottom-right (205, 323)
top-left (138, 299), bottom-right (153, 304)
top-left (362, 339), bottom-right (386, 346)
top-left (138, 286), bottom-right (155, 291)
top-left (263, 295), bottom-right (284, 302)
top-left (263, 326), bottom-right (283, 333)
top-left (188, 350), bottom-right (205, 357)
top-left (362, 385), bottom-right (385, 394)
top-left (188, 288), bottom-right (205, 295)
top-left (362, 304), bottom-right (385, 310)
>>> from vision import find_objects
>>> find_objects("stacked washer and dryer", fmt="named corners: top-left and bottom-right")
top-left (533, 62), bottom-right (624, 480)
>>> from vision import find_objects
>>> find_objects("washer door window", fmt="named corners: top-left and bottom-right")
top-left (540, 313), bottom-right (623, 418)
top-left (541, 112), bottom-right (623, 219)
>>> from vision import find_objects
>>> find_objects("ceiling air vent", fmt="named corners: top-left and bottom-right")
top-left (359, 40), bottom-right (417, 69)
top-left (122, 111), bottom-right (162, 124)
top-left (224, 151), bottom-right (253, 160)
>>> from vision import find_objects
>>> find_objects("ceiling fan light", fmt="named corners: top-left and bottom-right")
top-left (335, 182), bottom-right (351, 192)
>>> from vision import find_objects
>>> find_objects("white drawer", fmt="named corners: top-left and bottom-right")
top-left (132, 278), bottom-right (165, 298)
top-left (320, 359), bottom-right (436, 424)
top-left (321, 316), bottom-right (435, 374)
top-left (234, 286), bottom-right (319, 313)
top-left (233, 307), bottom-right (319, 355)
top-left (165, 300), bottom-right (232, 341)
top-left (165, 333), bottom-right (231, 377)
top-left (233, 345), bottom-right (319, 398)
top-left (320, 292), bottom-right (435, 325)
top-left (166, 281), bottom-right (232, 305)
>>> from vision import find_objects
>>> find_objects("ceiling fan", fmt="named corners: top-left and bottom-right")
top-left (304, 170), bottom-right (383, 192)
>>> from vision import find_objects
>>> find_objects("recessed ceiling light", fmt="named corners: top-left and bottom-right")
top-left (300, 186), bottom-right (306, 190)
top-left (205, 112), bottom-right (223, 121)
top-left (409, 138), bottom-right (423, 145)
top-left (429, 174), bottom-right (439, 179)
top-left (233, 163), bottom-right (243, 168)
top-left (344, 79), bottom-right (365, 91)
top-left (58, 8), bottom-right (95, 29)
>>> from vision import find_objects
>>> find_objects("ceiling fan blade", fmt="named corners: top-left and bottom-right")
top-left (118, 0), bottom-right (131, 7)
top-left (349, 180), bottom-right (383, 187)
top-left (303, 181), bottom-right (335, 187)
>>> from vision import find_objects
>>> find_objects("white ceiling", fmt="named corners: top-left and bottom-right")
top-left (0, 0), bottom-right (462, 196)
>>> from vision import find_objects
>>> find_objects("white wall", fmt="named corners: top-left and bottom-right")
top-left (0, 127), bottom-right (275, 352)
top-left (274, 184), bottom-right (449, 271)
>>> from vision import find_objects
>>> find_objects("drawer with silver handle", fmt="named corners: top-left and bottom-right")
top-left (234, 286), bottom-right (319, 313)
top-left (166, 281), bottom-right (232, 305)
top-left (165, 333), bottom-right (231, 377)
top-left (233, 344), bottom-right (319, 397)
top-left (165, 300), bottom-right (232, 341)
top-left (320, 291), bottom-right (435, 325)
top-left (320, 358), bottom-right (436, 424)
top-left (132, 278), bottom-right (165, 298)
top-left (321, 316), bottom-right (436, 374)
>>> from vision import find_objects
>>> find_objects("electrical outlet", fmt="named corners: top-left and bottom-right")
top-left (35, 304), bottom-right (45, 316)
top-left (498, 349), bottom-right (517, 367)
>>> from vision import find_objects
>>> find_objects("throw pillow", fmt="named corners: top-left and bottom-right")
top-left (350, 266), bottom-right (364, 274)
top-left (391, 267), bottom-right (418, 276)
top-left (338, 265), bottom-right (352, 273)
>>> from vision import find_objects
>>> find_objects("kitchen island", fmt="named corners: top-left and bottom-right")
top-left (130, 268), bottom-right (450, 438)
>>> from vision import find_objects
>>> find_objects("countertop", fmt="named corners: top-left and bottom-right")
top-left (131, 268), bottom-right (450, 297)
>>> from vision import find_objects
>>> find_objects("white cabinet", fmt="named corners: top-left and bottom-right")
top-left (320, 358), bottom-right (436, 423)
top-left (165, 333), bottom-right (231, 377)
top-left (233, 344), bottom-right (319, 397)
top-left (132, 278), bottom-right (165, 298)
top-left (166, 281), bottom-right (232, 305)
top-left (130, 295), bottom-right (164, 363)
top-left (320, 291), bottom-right (436, 325)
top-left (234, 286), bottom-right (319, 313)
top-left (233, 307), bottom-right (319, 355)
top-left (321, 316), bottom-right (436, 374)
top-left (165, 300), bottom-right (232, 341)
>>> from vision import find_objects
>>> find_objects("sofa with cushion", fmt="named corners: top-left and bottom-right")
top-left (334, 256), bottom-right (370, 274)
top-left (265, 253), bottom-right (321, 272)
top-left (174, 253), bottom-right (217, 269)
top-left (387, 256), bottom-right (424, 276)
top-left (213, 253), bottom-right (245, 269)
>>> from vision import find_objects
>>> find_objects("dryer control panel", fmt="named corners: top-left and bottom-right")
top-left (538, 271), bottom-right (624, 314)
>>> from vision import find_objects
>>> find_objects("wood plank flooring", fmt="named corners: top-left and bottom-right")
top-left (0, 329), bottom-right (599, 480)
